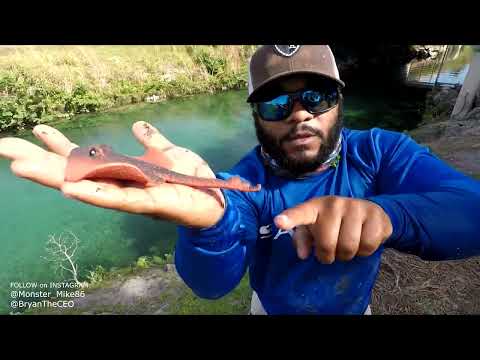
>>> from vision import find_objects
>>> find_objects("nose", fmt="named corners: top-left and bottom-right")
top-left (286, 100), bottom-right (313, 124)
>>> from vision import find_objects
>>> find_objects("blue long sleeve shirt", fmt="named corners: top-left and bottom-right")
top-left (174, 127), bottom-right (480, 314)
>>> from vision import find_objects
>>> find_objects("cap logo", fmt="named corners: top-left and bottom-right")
top-left (274, 45), bottom-right (301, 57)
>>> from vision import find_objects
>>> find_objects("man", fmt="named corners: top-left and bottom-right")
top-left (0, 45), bottom-right (479, 315)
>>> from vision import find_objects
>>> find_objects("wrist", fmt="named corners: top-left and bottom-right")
top-left (177, 193), bottom-right (245, 252)
top-left (365, 195), bottom-right (403, 244)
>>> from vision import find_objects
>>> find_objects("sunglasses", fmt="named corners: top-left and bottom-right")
top-left (252, 87), bottom-right (340, 122)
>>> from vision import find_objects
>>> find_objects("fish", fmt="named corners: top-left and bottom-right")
top-left (64, 144), bottom-right (261, 192)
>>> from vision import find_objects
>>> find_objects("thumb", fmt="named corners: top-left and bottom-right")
top-left (274, 201), bottom-right (319, 230)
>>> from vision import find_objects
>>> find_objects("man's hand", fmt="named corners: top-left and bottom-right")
top-left (0, 122), bottom-right (226, 228)
top-left (274, 196), bottom-right (393, 264)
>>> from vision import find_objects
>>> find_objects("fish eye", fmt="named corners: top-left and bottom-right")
top-left (89, 148), bottom-right (97, 157)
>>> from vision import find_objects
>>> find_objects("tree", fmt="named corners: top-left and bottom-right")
top-left (451, 45), bottom-right (480, 120)
top-left (42, 231), bottom-right (87, 288)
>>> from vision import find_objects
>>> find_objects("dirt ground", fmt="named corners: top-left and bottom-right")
top-left (372, 249), bottom-right (480, 314)
top-left (371, 125), bottom-right (480, 315)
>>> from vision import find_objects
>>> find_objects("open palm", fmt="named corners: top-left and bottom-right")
top-left (0, 121), bottom-right (225, 228)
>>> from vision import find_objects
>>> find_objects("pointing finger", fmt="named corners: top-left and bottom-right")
top-left (274, 200), bottom-right (321, 230)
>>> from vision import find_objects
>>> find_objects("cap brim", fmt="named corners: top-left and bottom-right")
top-left (247, 71), bottom-right (346, 103)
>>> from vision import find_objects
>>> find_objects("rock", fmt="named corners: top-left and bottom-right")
top-left (423, 87), bottom-right (461, 123)
top-left (145, 95), bottom-right (160, 103)
top-left (409, 122), bottom-right (448, 143)
top-left (464, 107), bottom-right (480, 121)
top-left (475, 89), bottom-right (480, 108)
top-left (163, 264), bottom-right (175, 273)
top-left (118, 277), bottom-right (149, 301)
top-left (431, 87), bottom-right (459, 108)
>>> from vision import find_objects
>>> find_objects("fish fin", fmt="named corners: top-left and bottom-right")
top-left (135, 147), bottom-right (173, 169)
top-left (82, 163), bottom-right (151, 186)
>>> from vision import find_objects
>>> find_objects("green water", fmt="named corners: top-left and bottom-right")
top-left (0, 89), bottom-right (423, 314)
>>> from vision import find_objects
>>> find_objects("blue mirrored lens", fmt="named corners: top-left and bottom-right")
top-left (255, 88), bottom-right (338, 121)
top-left (257, 94), bottom-right (291, 121)
top-left (301, 89), bottom-right (337, 113)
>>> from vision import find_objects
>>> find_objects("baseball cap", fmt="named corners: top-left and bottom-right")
top-left (247, 45), bottom-right (345, 103)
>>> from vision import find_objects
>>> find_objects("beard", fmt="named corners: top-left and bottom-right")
top-left (254, 102), bottom-right (344, 177)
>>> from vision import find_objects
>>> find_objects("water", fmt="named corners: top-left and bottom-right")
top-left (405, 45), bottom-right (474, 87)
top-left (0, 88), bottom-right (425, 314)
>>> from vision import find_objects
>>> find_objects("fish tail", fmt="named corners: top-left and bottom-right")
top-left (225, 176), bottom-right (261, 192)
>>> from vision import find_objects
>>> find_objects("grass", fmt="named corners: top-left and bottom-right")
top-left (166, 275), bottom-right (252, 315)
top-left (0, 45), bottom-right (257, 134)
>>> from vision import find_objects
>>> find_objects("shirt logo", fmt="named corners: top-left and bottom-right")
top-left (274, 45), bottom-right (301, 57)
top-left (273, 228), bottom-right (294, 240)
top-left (259, 224), bottom-right (294, 240)
top-left (259, 224), bottom-right (272, 239)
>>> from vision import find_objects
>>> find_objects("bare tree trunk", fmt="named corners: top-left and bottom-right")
top-left (43, 231), bottom-right (87, 288)
top-left (451, 45), bottom-right (480, 120)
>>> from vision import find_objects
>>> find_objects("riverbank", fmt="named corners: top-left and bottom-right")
top-left (0, 45), bottom-right (256, 134)
top-left (1, 45), bottom-right (427, 136)
top-left (371, 85), bottom-right (480, 314)
top-left (408, 85), bottom-right (480, 178)
top-left (20, 255), bottom-right (252, 315)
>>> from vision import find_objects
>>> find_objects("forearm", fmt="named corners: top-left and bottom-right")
top-left (174, 192), bottom-right (255, 299)
top-left (369, 179), bottom-right (480, 260)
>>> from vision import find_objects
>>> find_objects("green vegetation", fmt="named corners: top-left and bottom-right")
top-left (86, 265), bottom-right (109, 286)
top-left (165, 274), bottom-right (252, 315)
top-left (0, 45), bottom-right (258, 133)
top-left (82, 253), bottom-right (175, 290)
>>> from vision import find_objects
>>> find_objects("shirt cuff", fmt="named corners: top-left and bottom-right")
top-left (366, 195), bottom-right (405, 245)
top-left (177, 190), bottom-right (247, 252)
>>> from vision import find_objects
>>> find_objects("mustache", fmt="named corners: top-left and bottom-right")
top-left (281, 125), bottom-right (325, 143)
